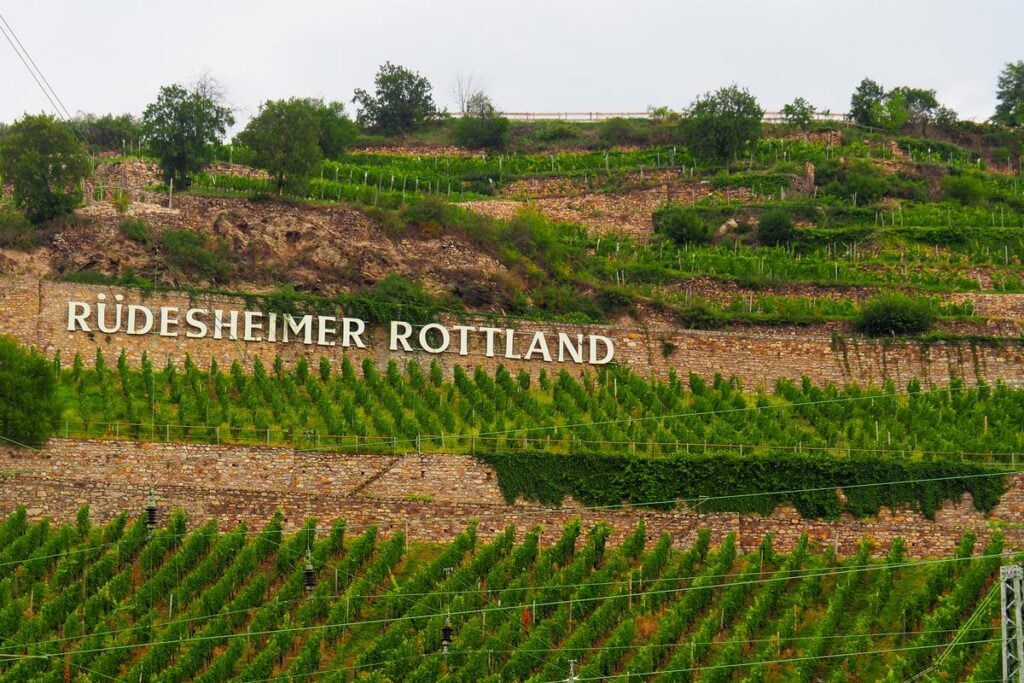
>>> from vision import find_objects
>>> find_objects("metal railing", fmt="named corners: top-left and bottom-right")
top-left (447, 111), bottom-right (850, 123)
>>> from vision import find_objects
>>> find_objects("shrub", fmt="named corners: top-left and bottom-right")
top-left (0, 207), bottom-right (34, 249)
top-left (119, 218), bottom-right (152, 244)
top-left (161, 229), bottom-right (232, 283)
top-left (941, 175), bottom-right (988, 205)
top-left (855, 294), bottom-right (935, 336)
top-left (531, 285), bottom-right (602, 322)
top-left (0, 335), bottom-right (59, 447)
top-left (533, 121), bottom-right (579, 142)
top-left (400, 196), bottom-right (448, 234)
top-left (62, 269), bottom-right (117, 285)
top-left (673, 300), bottom-right (726, 329)
top-left (112, 191), bottom-right (131, 215)
top-left (597, 117), bottom-right (651, 146)
top-left (595, 287), bottom-right (637, 317)
top-left (348, 274), bottom-right (450, 325)
top-left (454, 113), bottom-right (510, 150)
top-left (653, 204), bottom-right (711, 245)
top-left (757, 208), bottom-right (795, 246)
top-left (841, 164), bottom-right (888, 203)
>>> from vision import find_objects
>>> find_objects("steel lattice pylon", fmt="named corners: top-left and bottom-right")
top-left (1002, 564), bottom-right (1024, 682)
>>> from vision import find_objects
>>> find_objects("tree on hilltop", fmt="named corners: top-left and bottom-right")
top-left (994, 60), bottom-right (1024, 127)
top-left (71, 113), bottom-right (143, 153)
top-left (454, 91), bottom-right (510, 150)
top-left (890, 86), bottom-right (942, 134)
top-left (352, 62), bottom-right (441, 134)
top-left (449, 71), bottom-right (487, 115)
top-left (0, 114), bottom-right (90, 223)
top-left (849, 78), bottom-right (885, 127)
top-left (677, 85), bottom-right (763, 165)
top-left (142, 81), bottom-right (234, 188)
top-left (850, 79), bottom-right (956, 133)
top-left (781, 97), bottom-right (817, 128)
top-left (315, 100), bottom-right (358, 159)
top-left (237, 98), bottom-right (323, 195)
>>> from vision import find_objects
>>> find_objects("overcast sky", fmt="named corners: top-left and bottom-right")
top-left (2, 0), bottom-right (1021, 131)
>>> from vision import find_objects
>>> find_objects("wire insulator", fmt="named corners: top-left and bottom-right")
top-left (303, 548), bottom-right (315, 594)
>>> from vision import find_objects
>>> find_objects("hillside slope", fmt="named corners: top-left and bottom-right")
top-left (0, 510), bottom-right (1007, 682)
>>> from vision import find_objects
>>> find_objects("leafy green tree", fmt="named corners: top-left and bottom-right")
top-left (870, 89), bottom-right (910, 132)
top-left (142, 83), bottom-right (234, 188)
top-left (781, 97), bottom-right (816, 128)
top-left (890, 86), bottom-right (940, 134)
top-left (677, 85), bottom-right (763, 164)
top-left (453, 93), bottom-right (510, 150)
top-left (994, 60), bottom-right (1024, 127)
top-left (237, 98), bottom-right (323, 194)
top-left (0, 114), bottom-right (90, 223)
top-left (352, 62), bottom-right (440, 134)
top-left (0, 335), bottom-right (59, 447)
top-left (71, 113), bottom-right (143, 152)
top-left (849, 78), bottom-right (885, 126)
top-left (315, 100), bottom-right (358, 158)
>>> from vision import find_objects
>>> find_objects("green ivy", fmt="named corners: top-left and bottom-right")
top-left (475, 451), bottom-right (1006, 520)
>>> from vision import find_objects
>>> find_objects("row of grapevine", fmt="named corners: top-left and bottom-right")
top-left (0, 507), bottom-right (1012, 682)
top-left (55, 352), bottom-right (1024, 466)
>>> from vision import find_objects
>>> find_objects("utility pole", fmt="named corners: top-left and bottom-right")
top-left (1002, 564), bottom-right (1024, 682)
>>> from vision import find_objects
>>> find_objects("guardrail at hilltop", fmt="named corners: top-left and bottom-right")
top-left (448, 111), bottom-right (849, 123)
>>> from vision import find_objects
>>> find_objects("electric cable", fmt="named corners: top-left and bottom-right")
top-left (0, 465), bottom-right (1015, 572)
top-left (0, 548), bottom-right (1010, 657)
top-left (0, 11), bottom-right (74, 122)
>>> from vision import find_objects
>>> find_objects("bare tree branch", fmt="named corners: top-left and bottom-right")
top-left (449, 71), bottom-right (488, 114)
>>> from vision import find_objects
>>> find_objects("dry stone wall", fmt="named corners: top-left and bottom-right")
top-left (2, 439), bottom-right (1023, 558)
top-left (3, 277), bottom-right (1024, 389)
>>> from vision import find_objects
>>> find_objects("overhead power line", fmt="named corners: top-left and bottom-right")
top-left (0, 549), bottom-right (1012, 657)
top-left (0, 11), bottom-right (73, 123)
top-left (0, 466), bottom-right (1015, 573)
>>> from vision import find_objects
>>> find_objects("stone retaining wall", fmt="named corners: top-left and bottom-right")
top-left (3, 277), bottom-right (1024, 390)
top-left (3, 439), bottom-right (1022, 558)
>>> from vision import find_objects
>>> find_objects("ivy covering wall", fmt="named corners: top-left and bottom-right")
top-left (475, 452), bottom-right (1008, 519)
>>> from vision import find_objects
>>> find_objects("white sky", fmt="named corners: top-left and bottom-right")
top-left (1, 0), bottom-right (1020, 129)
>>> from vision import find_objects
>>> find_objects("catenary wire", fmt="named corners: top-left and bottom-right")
top-left (1, 548), bottom-right (1012, 657)
top-left (0, 466), bottom-right (1014, 572)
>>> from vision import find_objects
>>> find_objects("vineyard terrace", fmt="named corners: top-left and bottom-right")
top-left (65, 295), bottom-right (616, 365)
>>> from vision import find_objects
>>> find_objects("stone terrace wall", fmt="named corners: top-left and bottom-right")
top-left (3, 277), bottom-right (1024, 389)
top-left (3, 439), bottom-right (1023, 558)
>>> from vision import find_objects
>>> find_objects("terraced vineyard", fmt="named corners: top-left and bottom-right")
top-left (7, 72), bottom-right (1024, 683)
top-left (166, 135), bottom-right (1024, 330)
top-left (56, 352), bottom-right (1024, 464)
top-left (0, 509), bottom-right (1008, 682)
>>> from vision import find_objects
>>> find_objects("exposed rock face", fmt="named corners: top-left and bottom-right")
top-left (7, 191), bottom-right (511, 299)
